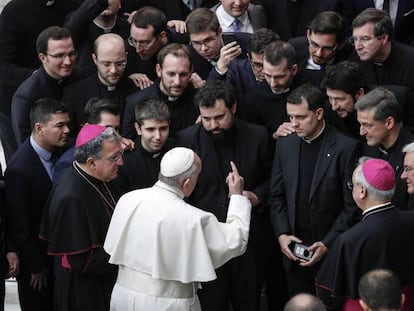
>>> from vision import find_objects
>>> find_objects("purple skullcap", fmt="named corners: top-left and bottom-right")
top-left (362, 158), bottom-right (395, 190)
top-left (76, 124), bottom-right (106, 147)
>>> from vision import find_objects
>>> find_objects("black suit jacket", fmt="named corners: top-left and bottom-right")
top-left (122, 81), bottom-right (198, 139)
top-left (11, 67), bottom-right (78, 145)
top-left (261, 0), bottom-right (338, 41)
top-left (269, 124), bottom-right (359, 252)
top-left (289, 36), bottom-right (353, 87)
top-left (62, 73), bottom-right (137, 136)
top-left (175, 118), bottom-right (270, 221)
top-left (4, 139), bottom-right (53, 273)
top-left (337, 0), bottom-right (414, 45)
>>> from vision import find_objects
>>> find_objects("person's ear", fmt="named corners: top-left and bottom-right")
top-left (134, 122), bottom-right (142, 135)
top-left (359, 299), bottom-right (369, 311)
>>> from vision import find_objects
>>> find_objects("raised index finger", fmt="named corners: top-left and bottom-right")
top-left (230, 161), bottom-right (240, 176)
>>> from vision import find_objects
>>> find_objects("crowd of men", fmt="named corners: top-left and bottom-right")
top-left (1, 0), bottom-right (414, 310)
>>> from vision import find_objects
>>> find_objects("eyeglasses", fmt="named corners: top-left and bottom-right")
top-left (96, 59), bottom-right (127, 69)
top-left (348, 36), bottom-right (381, 46)
top-left (105, 149), bottom-right (124, 162)
top-left (249, 60), bottom-right (263, 70)
top-left (190, 35), bottom-right (218, 48)
top-left (346, 181), bottom-right (354, 190)
top-left (308, 40), bottom-right (338, 53)
top-left (403, 166), bottom-right (414, 173)
top-left (46, 51), bottom-right (78, 60)
top-left (128, 36), bottom-right (158, 49)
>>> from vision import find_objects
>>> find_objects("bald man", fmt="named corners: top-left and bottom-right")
top-left (62, 33), bottom-right (137, 136)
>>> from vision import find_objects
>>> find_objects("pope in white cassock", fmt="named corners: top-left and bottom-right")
top-left (104, 147), bottom-right (252, 310)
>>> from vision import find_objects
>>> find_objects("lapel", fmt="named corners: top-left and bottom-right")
top-left (290, 135), bottom-right (301, 205)
top-left (309, 126), bottom-right (336, 201)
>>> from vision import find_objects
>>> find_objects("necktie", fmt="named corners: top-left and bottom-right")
top-left (383, 0), bottom-right (390, 13)
top-left (232, 18), bottom-right (241, 32)
top-left (319, 64), bottom-right (326, 71)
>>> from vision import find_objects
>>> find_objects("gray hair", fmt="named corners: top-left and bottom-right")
top-left (403, 142), bottom-right (414, 153)
top-left (158, 161), bottom-right (198, 188)
top-left (74, 127), bottom-right (121, 163)
top-left (355, 87), bottom-right (402, 123)
top-left (353, 157), bottom-right (395, 201)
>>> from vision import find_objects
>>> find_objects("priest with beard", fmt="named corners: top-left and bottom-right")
top-left (175, 80), bottom-right (282, 311)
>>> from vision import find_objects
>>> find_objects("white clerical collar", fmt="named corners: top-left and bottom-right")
top-left (155, 181), bottom-right (185, 199)
top-left (306, 55), bottom-right (334, 70)
top-left (362, 202), bottom-right (393, 219)
top-left (216, 5), bottom-right (249, 29)
top-left (301, 120), bottom-right (326, 144)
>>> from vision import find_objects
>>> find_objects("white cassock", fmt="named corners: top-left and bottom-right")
top-left (104, 181), bottom-right (252, 311)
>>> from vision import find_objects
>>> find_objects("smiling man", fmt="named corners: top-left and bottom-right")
top-left (62, 33), bottom-right (137, 136)
top-left (122, 43), bottom-right (198, 140)
top-left (5, 98), bottom-right (70, 310)
top-left (40, 124), bottom-right (123, 311)
top-left (11, 26), bottom-right (78, 145)
top-left (350, 8), bottom-right (414, 128)
top-left (114, 98), bottom-right (173, 194)
top-left (356, 87), bottom-right (414, 210)
top-left (321, 60), bottom-right (367, 139)
top-left (211, 0), bottom-right (267, 34)
top-left (402, 142), bottom-right (414, 195)
top-left (289, 11), bottom-right (353, 87)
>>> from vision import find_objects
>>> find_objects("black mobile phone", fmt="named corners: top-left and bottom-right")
top-left (223, 34), bottom-right (237, 45)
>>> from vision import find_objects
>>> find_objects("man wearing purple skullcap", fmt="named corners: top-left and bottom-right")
top-left (316, 157), bottom-right (414, 310)
top-left (40, 124), bottom-right (124, 311)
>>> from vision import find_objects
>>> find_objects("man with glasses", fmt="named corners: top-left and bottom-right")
top-left (245, 40), bottom-right (299, 150)
top-left (126, 6), bottom-right (187, 90)
top-left (11, 26), bottom-right (79, 146)
top-left (40, 124), bottom-right (123, 311)
top-left (208, 28), bottom-right (279, 119)
top-left (290, 11), bottom-right (353, 87)
top-left (350, 8), bottom-right (414, 128)
top-left (355, 87), bottom-right (414, 210)
top-left (402, 142), bottom-right (414, 195)
top-left (185, 8), bottom-right (251, 83)
top-left (62, 33), bottom-right (137, 137)
top-left (316, 158), bottom-right (414, 310)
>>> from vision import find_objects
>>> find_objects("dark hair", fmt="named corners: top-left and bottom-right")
top-left (358, 269), bottom-right (402, 311)
top-left (30, 98), bottom-right (68, 129)
top-left (135, 97), bottom-right (170, 125)
top-left (247, 28), bottom-right (280, 55)
top-left (263, 41), bottom-right (296, 68)
top-left (352, 8), bottom-right (393, 40)
top-left (36, 26), bottom-right (72, 54)
top-left (186, 8), bottom-right (220, 35)
top-left (308, 11), bottom-right (346, 43)
top-left (321, 61), bottom-right (366, 95)
top-left (132, 6), bottom-right (167, 37)
top-left (157, 43), bottom-right (192, 68)
top-left (355, 87), bottom-right (402, 123)
top-left (195, 80), bottom-right (235, 109)
top-left (287, 84), bottom-right (325, 111)
top-left (84, 98), bottom-right (120, 124)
